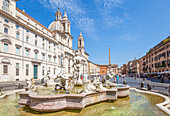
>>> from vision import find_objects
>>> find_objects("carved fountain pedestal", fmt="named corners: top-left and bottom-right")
top-left (18, 84), bottom-right (130, 112)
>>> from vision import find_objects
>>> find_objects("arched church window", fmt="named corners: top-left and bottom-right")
top-left (80, 40), bottom-right (81, 46)
top-left (3, 0), bottom-right (9, 13)
top-left (57, 15), bottom-right (60, 20)
top-left (67, 24), bottom-right (69, 31)
top-left (63, 23), bottom-right (65, 31)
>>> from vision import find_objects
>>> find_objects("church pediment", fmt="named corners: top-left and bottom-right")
top-left (1, 58), bottom-right (10, 64)
top-left (34, 49), bottom-right (39, 53)
top-left (0, 37), bottom-right (12, 44)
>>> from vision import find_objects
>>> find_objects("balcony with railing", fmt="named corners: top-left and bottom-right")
top-left (31, 58), bottom-right (42, 64)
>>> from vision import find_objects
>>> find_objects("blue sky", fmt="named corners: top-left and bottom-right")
top-left (16, 0), bottom-right (170, 67)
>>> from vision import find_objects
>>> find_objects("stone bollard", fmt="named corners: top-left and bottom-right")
top-left (15, 84), bottom-right (18, 89)
top-left (141, 82), bottom-right (144, 88)
top-left (147, 83), bottom-right (151, 91)
top-left (22, 84), bottom-right (25, 88)
top-left (123, 81), bottom-right (126, 85)
top-left (0, 86), bottom-right (3, 92)
top-left (169, 85), bottom-right (170, 94)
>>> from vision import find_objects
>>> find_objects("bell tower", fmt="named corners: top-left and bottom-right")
top-left (54, 6), bottom-right (62, 31)
top-left (78, 32), bottom-right (84, 54)
top-left (55, 6), bottom-right (62, 21)
top-left (62, 9), bottom-right (71, 34)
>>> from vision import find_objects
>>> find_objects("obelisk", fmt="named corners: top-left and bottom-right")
top-left (109, 46), bottom-right (111, 65)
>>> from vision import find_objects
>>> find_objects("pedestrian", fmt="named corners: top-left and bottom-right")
top-left (158, 74), bottom-right (161, 79)
top-left (164, 74), bottom-right (168, 81)
top-left (116, 75), bottom-right (119, 84)
top-left (161, 75), bottom-right (164, 83)
top-left (81, 76), bottom-right (83, 80)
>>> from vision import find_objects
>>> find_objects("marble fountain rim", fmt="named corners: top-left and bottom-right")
top-left (22, 84), bottom-right (130, 98)
top-left (113, 84), bottom-right (130, 90)
top-left (130, 88), bottom-right (170, 115)
top-left (0, 89), bottom-right (25, 99)
top-left (26, 88), bottom-right (118, 99)
top-left (19, 88), bottom-right (119, 112)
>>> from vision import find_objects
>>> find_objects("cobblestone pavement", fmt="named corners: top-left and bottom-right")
top-left (145, 77), bottom-right (170, 84)
top-left (118, 77), bottom-right (170, 97)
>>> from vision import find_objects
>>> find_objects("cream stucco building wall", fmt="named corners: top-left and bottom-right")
top-left (88, 61), bottom-right (100, 74)
top-left (0, 0), bottom-right (89, 82)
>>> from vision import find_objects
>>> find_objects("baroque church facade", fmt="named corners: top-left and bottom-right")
top-left (0, 0), bottom-right (89, 82)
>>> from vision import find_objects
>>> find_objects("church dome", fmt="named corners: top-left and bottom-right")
top-left (48, 6), bottom-right (62, 31)
top-left (48, 21), bottom-right (57, 31)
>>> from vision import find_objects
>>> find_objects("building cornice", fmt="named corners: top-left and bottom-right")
top-left (0, 9), bottom-right (60, 46)
top-left (139, 38), bottom-right (170, 60)
top-left (64, 51), bottom-right (74, 56)
top-left (53, 30), bottom-right (67, 38)
top-left (0, 32), bottom-right (56, 55)
top-left (85, 52), bottom-right (89, 56)
top-left (88, 60), bottom-right (99, 66)
top-left (16, 7), bottom-right (52, 33)
top-left (0, 53), bottom-right (58, 66)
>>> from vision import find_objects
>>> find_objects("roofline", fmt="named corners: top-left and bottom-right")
top-left (85, 52), bottom-right (89, 56)
top-left (99, 65), bottom-right (109, 66)
top-left (16, 7), bottom-right (52, 33)
top-left (88, 60), bottom-right (99, 66)
top-left (98, 64), bottom-right (118, 67)
top-left (139, 37), bottom-right (170, 60)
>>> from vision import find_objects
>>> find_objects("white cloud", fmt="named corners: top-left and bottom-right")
top-left (124, 35), bottom-right (136, 41)
top-left (120, 32), bottom-right (141, 41)
top-left (104, 16), bottom-right (123, 26)
top-left (95, 0), bottom-right (123, 27)
top-left (38, 0), bottom-right (97, 39)
top-left (38, 0), bottom-right (127, 40)
top-left (96, 0), bottom-right (122, 10)
top-left (124, 13), bottom-right (131, 19)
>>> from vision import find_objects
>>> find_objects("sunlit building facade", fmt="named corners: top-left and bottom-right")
top-left (0, 0), bottom-right (89, 81)
top-left (139, 37), bottom-right (170, 73)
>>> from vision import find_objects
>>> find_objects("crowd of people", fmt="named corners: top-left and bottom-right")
top-left (89, 74), bottom-right (126, 84)
top-left (89, 72), bottom-right (170, 84)
top-left (128, 73), bottom-right (170, 83)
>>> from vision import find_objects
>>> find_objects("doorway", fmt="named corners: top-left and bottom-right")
top-left (34, 65), bottom-right (38, 79)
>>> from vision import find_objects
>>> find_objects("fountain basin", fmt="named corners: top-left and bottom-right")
top-left (115, 84), bottom-right (130, 98)
top-left (19, 88), bottom-right (118, 112)
top-left (1, 89), bottom-right (167, 115)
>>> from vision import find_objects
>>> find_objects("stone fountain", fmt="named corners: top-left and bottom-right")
top-left (18, 66), bottom-right (130, 112)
